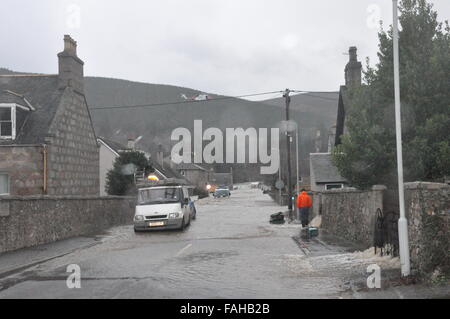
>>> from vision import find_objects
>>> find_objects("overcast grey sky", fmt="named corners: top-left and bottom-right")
top-left (1, 0), bottom-right (449, 100)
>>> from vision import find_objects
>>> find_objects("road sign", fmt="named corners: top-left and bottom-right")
top-left (275, 179), bottom-right (284, 190)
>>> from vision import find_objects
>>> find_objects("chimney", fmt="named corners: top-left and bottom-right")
top-left (344, 46), bottom-right (362, 88)
top-left (58, 35), bottom-right (84, 93)
top-left (156, 144), bottom-right (164, 169)
top-left (127, 138), bottom-right (135, 150)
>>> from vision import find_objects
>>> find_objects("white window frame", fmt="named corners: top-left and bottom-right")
top-left (0, 103), bottom-right (16, 140)
top-left (0, 172), bottom-right (10, 195)
top-left (325, 183), bottom-right (344, 190)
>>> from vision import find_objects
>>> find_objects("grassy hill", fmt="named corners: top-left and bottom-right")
top-left (0, 68), bottom-right (339, 181)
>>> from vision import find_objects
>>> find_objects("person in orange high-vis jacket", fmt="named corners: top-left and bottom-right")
top-left (296, 189), bottom-right (312, 227)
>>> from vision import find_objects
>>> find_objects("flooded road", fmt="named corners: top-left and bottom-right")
top-left (1, 185), bottom-right (445, 299)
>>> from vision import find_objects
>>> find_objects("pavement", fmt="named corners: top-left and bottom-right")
top-left (0, 185), bottom-right (448, 299)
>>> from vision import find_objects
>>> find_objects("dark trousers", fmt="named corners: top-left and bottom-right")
top-left (299, 207), bottom-right (310, 227)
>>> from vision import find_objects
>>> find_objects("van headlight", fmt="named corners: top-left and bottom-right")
top-left (134, 215), bottom-right (144, 221)
top-left (169, 212), bottom-right (180, 219)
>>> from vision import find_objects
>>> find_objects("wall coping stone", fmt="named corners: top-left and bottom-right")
top-left (321, 185), bottom-right (386, 194)
top-left (0, 195), bottom-right (135, 201)
top-left (372, 185), bottom-right (387, 191)
top-left (404, 181), bottom-right (450, 190)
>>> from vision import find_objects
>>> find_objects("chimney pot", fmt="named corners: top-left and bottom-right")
top-left (63, 35), bottom-right (77, 54)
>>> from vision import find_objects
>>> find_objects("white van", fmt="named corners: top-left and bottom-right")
top-left (134, 184), bottom-right (195, 232)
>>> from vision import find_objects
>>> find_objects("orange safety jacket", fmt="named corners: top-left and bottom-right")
top-left (297, 191), bottom-right (312, 208)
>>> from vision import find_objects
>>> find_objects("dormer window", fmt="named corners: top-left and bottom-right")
top-left (0, 104), bottom-right (15, 139)
top-left (0, 95), bottom-right (34, 140)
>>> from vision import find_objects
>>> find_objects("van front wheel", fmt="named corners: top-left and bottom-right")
top-left (180, 218), bottom-right (185, 231)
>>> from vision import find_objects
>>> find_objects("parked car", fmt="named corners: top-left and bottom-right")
top-left (134, 183), bottom-right (196, 232)
top-left (213, 186), bottom-right (231, 198)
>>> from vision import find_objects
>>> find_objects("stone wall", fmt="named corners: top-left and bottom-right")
top-left (0, 146), bottom-right (44, 195)
top-left (0, 195), bottom-right (135, 254)
top-left (318, 182), bottom-right (449, 278)
top-left (319, 185), bottom-right (386, 248)
top-left (46, 88), bottom-right (99, 196)
top-left (404, 182), bottom-right (449, 278)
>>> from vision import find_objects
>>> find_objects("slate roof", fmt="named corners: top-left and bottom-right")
top-left (97, 136), bottom-right (129, 154)
top-left (310, 153), bottom-right (347, 184)
top-left (151, 159), bottom-right (189, 183)
top-left (335, 85), bottom-right (348, 146)
top-left (0, 74), bottom-right (64, 145)
top-left (0, 90), bottom-right (28, 105)
top-left (175, 162), bottom-right (208, 171)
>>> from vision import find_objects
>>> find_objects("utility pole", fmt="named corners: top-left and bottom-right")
top-left (283, 88), bottom-right (293, 217)
top-left (392, 0), bottom-right (410, 277)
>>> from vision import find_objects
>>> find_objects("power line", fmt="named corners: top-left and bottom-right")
top-left (89, 89), bottom-right (339, 110)
top-left (89, 90), bottom-right (284, 110)
top-left (298, 93), bottom-right (339, 102)
top-left (291, 90), bottom-right (338, 94)
top-left (290, 90), bottom-right (339, 102)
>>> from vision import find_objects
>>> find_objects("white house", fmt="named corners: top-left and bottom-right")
top-left (309, 153), bottom-right (348, 192)
top-left (97, 137), bottom-right (129, 196)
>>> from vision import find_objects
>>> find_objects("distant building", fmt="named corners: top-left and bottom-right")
top-left (335, 46), bottom-right (362, 146)
top-left (148, 145), bottom-right (189, 184)
top-left (173, 162), bottom-right (211, 190)
top-left (0, 35), bottom-right (99, 196)
top-left (97, 137), bottom-right (130, 196)
top-left (309, 153), bottom-right (347, 192)
top-left (210, 171), bottom-right (233, 188)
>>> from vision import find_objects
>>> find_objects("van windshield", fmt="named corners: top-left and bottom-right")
top-left (138, 187), bottom-right (181, 205)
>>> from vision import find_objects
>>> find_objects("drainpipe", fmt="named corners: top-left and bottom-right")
top-left (42, 144), bottom-right (48, 194)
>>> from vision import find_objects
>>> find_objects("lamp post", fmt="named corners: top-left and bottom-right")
top-left (392, 0), bottom-right (410, 277)
top-left (283, 89), bottom-right (293, 218)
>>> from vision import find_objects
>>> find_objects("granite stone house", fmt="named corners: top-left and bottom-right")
top-left (0, 35), bottom-right (99, 196)
top-left (173, 162), bottom-right (211, 190)
top-left (335, 46), bottom-right (362, 146)
top-left (308, 47), bottom-right (361, 192)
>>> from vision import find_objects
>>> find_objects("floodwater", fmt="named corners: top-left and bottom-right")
top-left (1, 185), bottom-right (446, 299)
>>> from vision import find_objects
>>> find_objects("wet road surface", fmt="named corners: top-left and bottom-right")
top-left (0, 185), bottom-right (448, 299)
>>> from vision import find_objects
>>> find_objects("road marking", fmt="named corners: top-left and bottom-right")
top-left (175, 243), bottom-right (192, 257)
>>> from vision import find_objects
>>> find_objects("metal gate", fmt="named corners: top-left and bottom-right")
top-left (374, 208), bottom-right (399, 256)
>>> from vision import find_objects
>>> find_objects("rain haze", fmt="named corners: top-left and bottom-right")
top-left (1, 0), bottom-right (449, 100)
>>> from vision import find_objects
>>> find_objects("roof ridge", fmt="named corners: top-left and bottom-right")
top-left (0, 74), bottom-right (57, 78)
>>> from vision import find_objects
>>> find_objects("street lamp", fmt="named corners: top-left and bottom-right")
top-left (392, 0), bottom-right (411, 277)
top-left (283, 89), bottom-right (293, 217)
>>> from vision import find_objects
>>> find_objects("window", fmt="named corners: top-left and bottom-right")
top-left (0, 105), bottom-right (15, 139)
top-left (0, 173), bottom-right (10, 195)
top-left (325, 183), bottom-right (344, 190)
